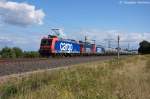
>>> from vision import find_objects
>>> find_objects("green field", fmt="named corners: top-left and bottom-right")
top-left (0, 55), bottom-right (150, 99)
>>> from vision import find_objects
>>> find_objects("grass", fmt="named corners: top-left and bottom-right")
top-left (145, 59), bottom-right (150, 71)
top-left (0, 55), bottom-right (150, 99)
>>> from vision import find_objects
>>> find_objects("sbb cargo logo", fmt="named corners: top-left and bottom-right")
top-left (60, 42), bottom-right (73, 52)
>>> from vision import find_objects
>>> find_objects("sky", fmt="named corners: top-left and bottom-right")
top-left (0, 0), bottom-right (150, 50)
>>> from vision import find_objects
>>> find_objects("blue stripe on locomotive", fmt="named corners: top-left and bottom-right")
top-left (55, 40), bottom-right (80, 53)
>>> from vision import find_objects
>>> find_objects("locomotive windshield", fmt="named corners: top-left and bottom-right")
top-left (41, 39), bottom-right (52, 46)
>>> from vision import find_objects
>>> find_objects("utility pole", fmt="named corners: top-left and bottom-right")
top-left (84, 36), bottom-right (87, 53)
top-left (128, 43), bottom-right (130, 51)
top-left (117, 35), bottom-right (120, 59)
top-left (108, 40), bottom-right (111, 48)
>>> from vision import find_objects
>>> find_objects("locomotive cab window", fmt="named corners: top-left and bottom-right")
top-left (41, 39), bottom-right (52, 46)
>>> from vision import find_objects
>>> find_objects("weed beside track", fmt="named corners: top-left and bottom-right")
top-left (0, 55), bottom-right (150, 99)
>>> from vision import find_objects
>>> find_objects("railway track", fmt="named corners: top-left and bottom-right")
top-left (0, 58), bottom-right (48, 63)
top-left (0, 56), bottom-right (115, 77)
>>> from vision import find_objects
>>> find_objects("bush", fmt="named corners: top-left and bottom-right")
top-left (0, 47), bottom-right (40, 58)
top-left (13, 47), bottom-right (23, 58)
top-left (138, 40), bottom-right (150, 54)
top-left (23, 51), bottom-right (40, 58)
top-left (0, 47), bottom-right (16, 58)
top-left (0, 50), bottom-right (2, 58)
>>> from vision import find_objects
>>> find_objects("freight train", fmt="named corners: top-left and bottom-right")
top-left (39, 35), bottom-right (132, 57)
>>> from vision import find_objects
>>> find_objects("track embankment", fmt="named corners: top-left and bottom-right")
top-left (0, 56), bottom-right (115, 77)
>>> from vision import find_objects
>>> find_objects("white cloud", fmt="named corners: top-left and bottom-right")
top-left (0, 0), bottom-right (45, 26)
top-left (0, 34), bottom-right (42, 51)
top-left (0, 37), bottom-right (13, 49)
top-left (68, 29), bottom-right (150, 49)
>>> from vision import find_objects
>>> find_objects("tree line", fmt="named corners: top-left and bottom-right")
top-left (0, 47), bottom-right (40, 58)
top-left (138, 40), bottom-right (150, 54)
